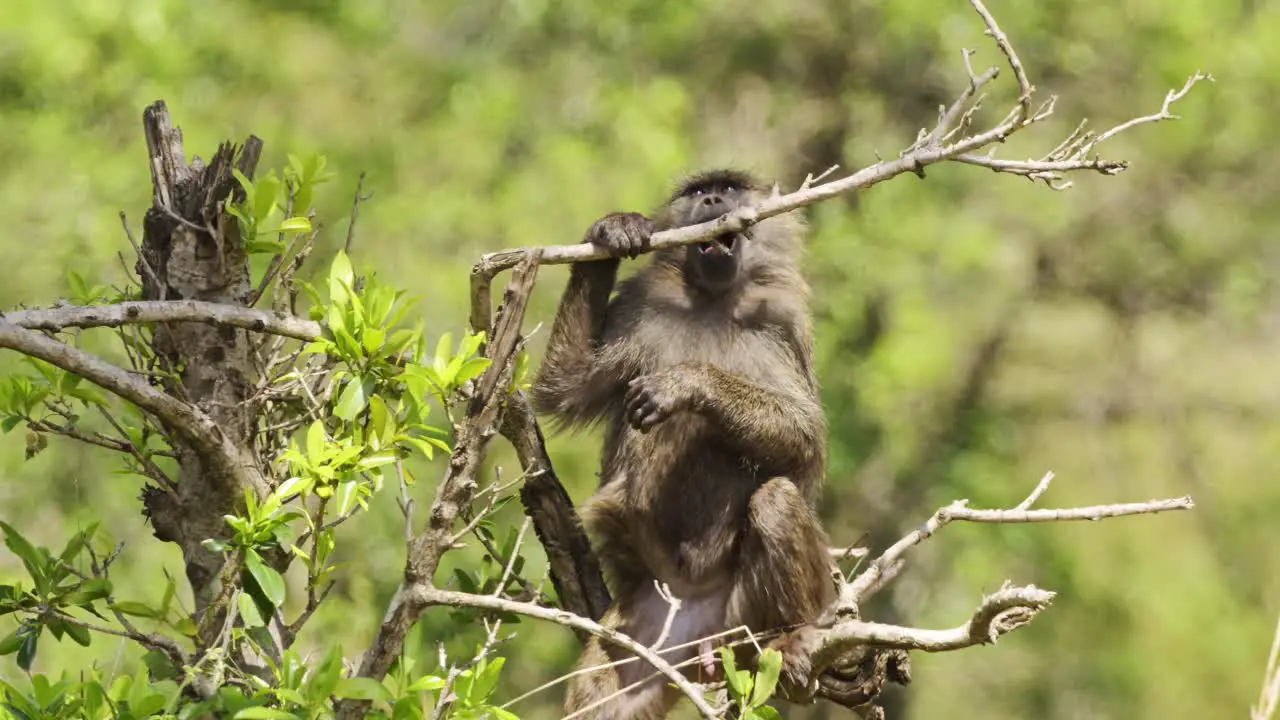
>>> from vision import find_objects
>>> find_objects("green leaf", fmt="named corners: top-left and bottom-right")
top-left (333, 377), bottom-right (370, 421)
top-left (305, 420), bottom-right (326, 462)
top-left (452, 569), bottom-right (478, 594)
top-left (246, 239), bottom-right (288, 254)
top-left (361, 327), bottom-right (387, 355)
top-left (392, 699), bottom-right (424, 720)
top-left (307, 646), bottom-right (344, 703)
top-left (329, 250), bottom-right (355, 292)
top-left (60, 577), bottom-right (112, 606)
top-left (173, 616), bottom-right (198, 637)
top-left (432, 333), bottom-right (453, 377)
top-left (238, 590), bottom-right (266, 628)
top-left (355, 452), bottom-right (398, 472)
top-left (334, 677), bottom-right (392, 702)
top-left (368, 395), bottom-right (392, 448)
top-left (405, 436), bottom-right (440, 461)
top-left (407, 675), bottom-right (446, 693)
top-left (453, 357), bottom-right (491, 386)
top-left (202, 538), bottom-right (231, 554)
top-left (58, 529), bottom-right (88, 565)
top-left (56, 371), bottom-right (82, 396)
top-left (0, 628), bottom-right (24, 655)
top-left (62, 620), bottom-right (91, 647)
top-left (16, 625), bottom-right (39, 671)
top-left (67, 386), bottom-right (109, 407)
top-left (233, 707), bottom-right (300, 719)
top-left (747, 706), bottom-right (783, 720)
top-left (0, 521), bottom-right (48, 586)
top-left (141, 650), bottom-right (179, 680)
top-left (45, 615), bottom-right (65, 641)
top-left (334, 479), bottom-right (359, 517)
top-left (273, 475), bottom-right (312, 501)
top-left (254, 174), bottom-right (282, 225)
top-left (232, 168), bottom-right (255, 200)
top-left (160, 574), bottom-right (177, 615)
top-left (279, 216), bottom-right (312, 233)
top-left (244, 550), bottom-right (286, 608)
top-left (109, 601), bottom-right (163, 619)
top-left (749, 648), bottom-right (783, 708)
top-left (719, 647), bottom-right (746, 697)
top-left (472, 657), bottom-right (505, 702)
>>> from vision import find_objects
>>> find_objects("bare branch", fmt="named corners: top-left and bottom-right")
top-left (851, 485), bottom-right (1193, 601)
top-left (649, 581), bottom-right (683, 650)
top-left (471, 69), bottom-right (1205, 280)
top-left (119, 211), bottom-right (162, 291)
top-left (1252, 613), bottom-right (1280, 720)
top-left (809, 585), bottom-right (1055, 666)
top-left (1093, 70), bottom-right (1213, 146)
top-left (344, 171), bottom-right (371, 255)
top-left (946, 496), bottom-right (1194, 524)
top-left (828, 546), bottom-right (871, 561)
top-left (1015, 470), bottom-right (1055, 510)
top-left (0, 320), bottom-right (229, 454)
top-left (51, 609), bottom-right (189, 669)
top-left (505, 393), bottom-right (612, 623)
top-left (339, 253), bottom-right (542, 719)
top-left (4, 301), bottom-right (322, 342)
top-left (953, 153), bottom-right (1126, 178)
top-left (418, 587), bottom-right (719, 719)
top-left (968, 0), bottom-right (1034, 119)
top-left (922, 63), bottom-right (1001, 148)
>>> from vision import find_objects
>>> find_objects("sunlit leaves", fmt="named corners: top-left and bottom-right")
top-left (0, 523), bottom-right (124, 670)
top-left (66, 270), bottom-right (109, 306)
top-left (715, 646), bottom-right (784, 719)
top-left (227, 156), bottom-right (325, 250)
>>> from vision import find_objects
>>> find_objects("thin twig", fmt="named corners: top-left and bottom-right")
top-left (969, 0), bottom-right (1034, 120)
top-left (119, 211), bottom-right (163, 291)
top-left (419, 588), bottom-right (718, 719)
top-left (4, 301), bottom-right (322, 341)
top-left (850, 476), bottom-right (1194, 601)
top-left (1015, 471), bottom-right (1055, 510)
top-left (1252, 613), bottom-right (1280, 720)
top-left (649, 581), bottom-right (683, 650)
top-left (49, 609), bottom-right (188, 666)
top-left (344, 172), bottom-right (370, 255)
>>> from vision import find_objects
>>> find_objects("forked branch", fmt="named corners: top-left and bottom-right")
top-left (470, 0), bottom-right (1208, 282)
top-left (777, 470), bottom-right (1195, 695)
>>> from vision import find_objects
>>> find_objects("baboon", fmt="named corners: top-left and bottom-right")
top-left (532, 169), bottom-right (835, 719)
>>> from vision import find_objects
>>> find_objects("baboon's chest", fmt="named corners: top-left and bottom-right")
top-left (632, 308), bottom-right (789, 384)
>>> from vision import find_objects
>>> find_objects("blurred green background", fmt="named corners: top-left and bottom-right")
top-left (1, 0), bottom-right (1277, 717)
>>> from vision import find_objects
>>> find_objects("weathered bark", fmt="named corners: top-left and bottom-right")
top-left (337, 253), bottom-right (543, 720)
top-left (135, 101), bottom-right (272, 649)
top-left (505, 394), bottom-right (611, 624)
top-left (470, 262), bottom-right (612, 628)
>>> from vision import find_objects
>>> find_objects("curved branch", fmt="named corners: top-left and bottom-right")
top-left (418, 587), bottom-right (719, 719)
top-left (849, 488), bottom-right (1194, 601)
top-left (807, 585), bottom-right (1055, 671)
top-left (4, 300), bottom-right (321, 341)
top-left (471, 59), bottom-right (1205, 280)
top-left (0, 320), bottom-right (265, 496)
top-left (0, 321), bottom-right (223, 448)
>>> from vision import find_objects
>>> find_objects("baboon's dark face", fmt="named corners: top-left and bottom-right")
top-left (665, 174), bottom-right (758, 294)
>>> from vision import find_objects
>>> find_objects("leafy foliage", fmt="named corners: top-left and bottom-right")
top-left (0, 0), bottom-right (1276, 718)
top-left (714, 647), bottom-right (785, 720)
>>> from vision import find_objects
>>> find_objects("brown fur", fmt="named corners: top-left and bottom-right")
top-left (533, 169), bottom-right (835, 718)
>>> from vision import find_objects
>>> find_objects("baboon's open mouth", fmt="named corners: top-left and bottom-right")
top-left (698, 234), bottom-right (739, 256)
